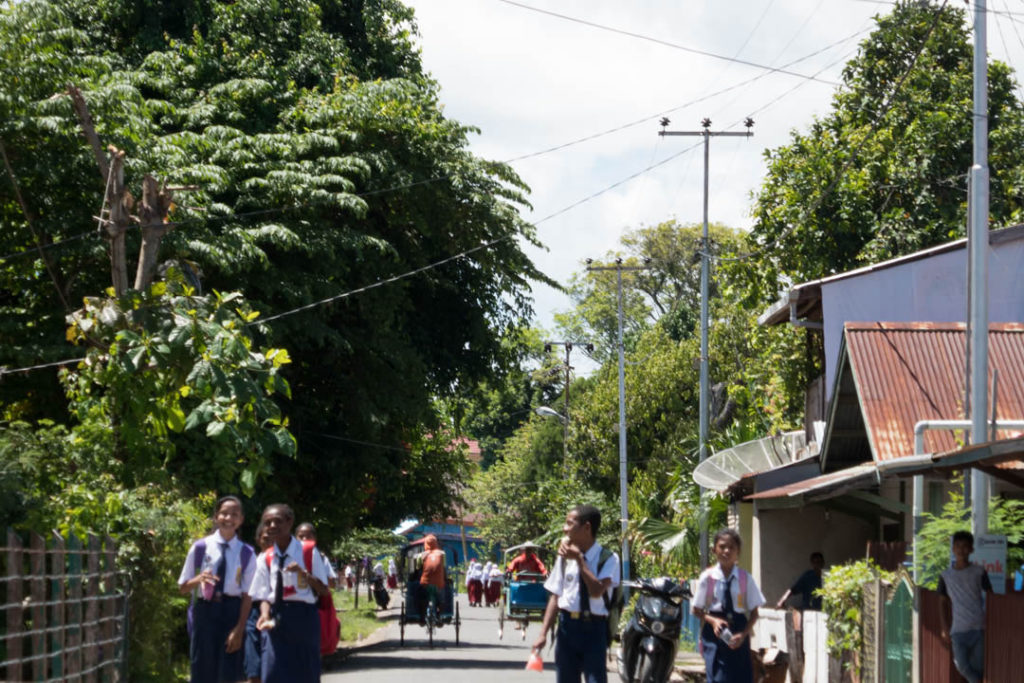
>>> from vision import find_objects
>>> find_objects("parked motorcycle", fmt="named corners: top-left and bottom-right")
top-left (616, 577), bottom-right (691, 683)
top-left (372, 575), bottom-right (390, 609)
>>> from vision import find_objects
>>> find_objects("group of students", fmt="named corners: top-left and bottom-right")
top-left (464, 559), bottom-right (505, 607)
top-left (178, 496), bottom-right (335, 683)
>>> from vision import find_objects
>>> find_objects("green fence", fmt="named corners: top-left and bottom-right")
top-left (883, 580), bottom-right (913, 683)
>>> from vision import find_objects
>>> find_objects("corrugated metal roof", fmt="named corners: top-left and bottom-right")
top-left (746, 462), bottom-right (877, 500)
top-left (845, 322), bottom-right (1024, 462)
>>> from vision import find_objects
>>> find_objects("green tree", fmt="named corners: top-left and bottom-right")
top-left (555, 220), bottom-right (742, 362)
top-left (737, 1), bottom-right (1024, 307)
top-left (0, 0), bottom-right (551, 534)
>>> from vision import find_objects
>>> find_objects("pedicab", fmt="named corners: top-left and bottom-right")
top-left (498, 541), bottom-right (552, 640)
top-left (398, 567), bottom-right (461, 648)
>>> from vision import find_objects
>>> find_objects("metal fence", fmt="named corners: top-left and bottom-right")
top-left (2, 529), bottom-right (128, 682)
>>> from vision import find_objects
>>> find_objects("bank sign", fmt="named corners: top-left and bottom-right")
top-left (969, 534), bottom-right (1007, 594)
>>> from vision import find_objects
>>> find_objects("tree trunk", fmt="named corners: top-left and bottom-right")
top-left (134, 174), bottom-right (172, 291)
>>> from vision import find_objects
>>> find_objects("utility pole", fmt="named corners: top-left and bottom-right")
top-left (543, 340), bottom-right (594, 468)
top-left (585, 257), bottom-right (649, 599)
top-left (659, 117), bottom-right (753, 568)
top-left (969, 1), bottom-right (990, 537)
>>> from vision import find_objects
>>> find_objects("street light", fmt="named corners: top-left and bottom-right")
top-left (535, 406), bottom-right (567, 424)
top-left (541, 340), bottom-right (594, 467)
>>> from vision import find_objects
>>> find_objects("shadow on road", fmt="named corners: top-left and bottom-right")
top-left (327, 653), bottom-right (551, 673)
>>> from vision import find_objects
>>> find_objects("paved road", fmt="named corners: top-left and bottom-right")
top-left (324, 591), bottom-right (564, 681)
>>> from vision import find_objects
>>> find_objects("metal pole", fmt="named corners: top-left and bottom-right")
top-left (616, 266), bottom-right (631, 596)
top-left (564, 344), bottom-right (571, 467)
top-left (698, 129), bottom-right (711, 568)
top-left (970, 0), bottom-right (990, 537)
top-left (660, 118), bottom-right (752, 568)
top-left (586, 261), bottom-right (648, 599)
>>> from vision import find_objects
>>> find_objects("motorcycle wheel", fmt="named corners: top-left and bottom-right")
top-left (636, 651), bottom-right (657, 683)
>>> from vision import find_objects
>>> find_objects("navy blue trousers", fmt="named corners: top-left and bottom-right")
top-left (554, 612), bottom-right (608, 683)
top-left (700, 611), bottom-right (752, 683)
top-left (261, 601), bottom-right (320, 683)
top-left (190, 597), bottom-right (244, 683)
top-left (243, 601), bottom-right (262, 679)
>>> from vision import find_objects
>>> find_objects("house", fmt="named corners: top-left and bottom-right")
top-left (709, 225), bottom-right (1024, 601)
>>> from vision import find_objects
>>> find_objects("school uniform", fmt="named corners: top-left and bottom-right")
top-left (692, 564), bottom-right (765, 683)
top-left (543, 544), bottom-right (620, 683)
top-left (178, 532), bottom-right (256, 683)
top-left (247, 536), bottom-right (329, 683)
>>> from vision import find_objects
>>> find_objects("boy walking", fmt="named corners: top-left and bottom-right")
top-left (938, 531), bottom-right (993, 683)
top-left (533, 505), bottom-right (620, 683)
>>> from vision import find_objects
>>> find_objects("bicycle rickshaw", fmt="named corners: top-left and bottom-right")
top-left (498, 542), bottom-right (551, 640)
top-left (399, 570), bottom-right (461, 647)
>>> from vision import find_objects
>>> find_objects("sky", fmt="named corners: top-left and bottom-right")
top-left (402, 0), bottom-right (1024, 355)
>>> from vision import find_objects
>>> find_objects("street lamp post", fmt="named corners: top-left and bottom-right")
top-left (585, 258), bottom-right (649, 599)
top-left (543, 340), bottom-right (593, 467)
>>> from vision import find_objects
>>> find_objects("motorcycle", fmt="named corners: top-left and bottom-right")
top-left (616, 577), bottom-right (691, 683)
top-left (372, 575), bottom-right (390, 609)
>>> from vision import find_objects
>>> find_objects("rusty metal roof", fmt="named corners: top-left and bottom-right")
top-left (844, 322), bottom-right (1024, 463)
top-left (746, 462), bottom-right (877, 501)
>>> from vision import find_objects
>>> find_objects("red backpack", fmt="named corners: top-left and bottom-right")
top-left (266, 541), bottom-right (340, 655)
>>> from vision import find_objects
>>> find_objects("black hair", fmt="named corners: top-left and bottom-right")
top-left (713, 528), bottom-right (742, 550)
top-left (952, 530), bottom-right (974, 545)
top-left (810, 552), bottom-right (824, 562)
top-left (214, 495), bottom-right (243, 515)
top-left (572, 504), bottom-right (601, 538)
top-left (296, 522), bottom-right (316, 538)
top-left (263, 503), bottom-right (294, 522)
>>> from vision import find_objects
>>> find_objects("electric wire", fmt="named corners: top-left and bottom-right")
top-left (711, 0), bottom-right (952, 264)
top-left (495, 0), bottom-right (840, 85)
top-left (0, 26), bottom-right (868, 266)
top-left (1, 138), bottom-right (708, 374)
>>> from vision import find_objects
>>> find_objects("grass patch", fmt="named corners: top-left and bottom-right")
top-left (333, 588), bottom-right (385, 642)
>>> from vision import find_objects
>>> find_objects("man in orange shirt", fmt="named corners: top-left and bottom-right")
top-left (508, 546), bottom-right (548, 580)
top-left (417, 535), bottom-right (447, 621)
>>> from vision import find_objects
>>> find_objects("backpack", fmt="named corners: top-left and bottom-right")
top-left (186, 539), bottom-right (254, 638)
top-left (266, 540), bottom-right (340, 655)
top-left (597, 547), bottom-right (624, 643)
top-left (704, 567), bottom-right (748, 612)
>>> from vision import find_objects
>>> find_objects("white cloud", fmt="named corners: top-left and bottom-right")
top-left (403, 0), bottom-right (1024, 342)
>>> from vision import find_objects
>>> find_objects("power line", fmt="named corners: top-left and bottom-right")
top-left (496, 0), bottom-right (841, 85)
top-left (713, 0), bottom-right (952, 264)
top-left (0, 24), bottom-right (867, 267)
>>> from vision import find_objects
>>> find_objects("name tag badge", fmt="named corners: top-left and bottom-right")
top-left (235, 566), bottom-right (242, 587)
top-left (297, 571), bottom-right (309, 590)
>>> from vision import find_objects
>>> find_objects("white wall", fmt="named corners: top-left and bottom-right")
top-left (820, 239), bottom-right (1024, 401)
top-left (752, 504), bottom-right (873, 604)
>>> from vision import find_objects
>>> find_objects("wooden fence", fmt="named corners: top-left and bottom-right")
top-left (2, 529), bottom-right (127, 682)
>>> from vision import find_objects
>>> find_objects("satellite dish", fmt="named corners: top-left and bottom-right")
top-left (692, 431), bottom-right (813, 491)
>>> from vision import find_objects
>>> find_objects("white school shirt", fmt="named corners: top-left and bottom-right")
top-left (177, 531), bottom-right (255, 598)
top-left (692, 564), bottom-right (765, 615)
top-left (247, 536), bottom-right (330, 605)
top-left (543, 543), bottom-right (620, 615)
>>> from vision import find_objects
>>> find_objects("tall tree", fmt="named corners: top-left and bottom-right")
top-left (737, 1), bottom-right (1024, 306)
top-left (0, 0), bottom-right (552, 532)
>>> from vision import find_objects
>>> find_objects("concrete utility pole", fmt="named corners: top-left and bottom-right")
top-left (585, 258), bottom-right (649, 599)
top-left (969, 1), bottom-right (990, 537)
top-left (542, 340), bottom-right (594, 467)
top-left (659, 117), bottom-right (753, 568)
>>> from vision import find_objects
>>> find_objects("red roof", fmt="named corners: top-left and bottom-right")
top-left (844, 322), bottom-right (1024, 462)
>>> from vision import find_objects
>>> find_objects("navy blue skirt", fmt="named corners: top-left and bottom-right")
top-left (700, 611), bottom-right (753, 683)
top-left (261, 601), bottom-right (320, 683)
top-left (190, 596), bottom-right (244, 683)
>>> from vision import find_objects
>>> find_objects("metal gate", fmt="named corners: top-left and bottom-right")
top-left (882, 580), bottom-right (912, 683)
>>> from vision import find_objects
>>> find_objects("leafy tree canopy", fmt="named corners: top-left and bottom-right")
top-left (736, 1), bottom-right (1024, 305)
top-left (0, 0), bottom-right (551, 534)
